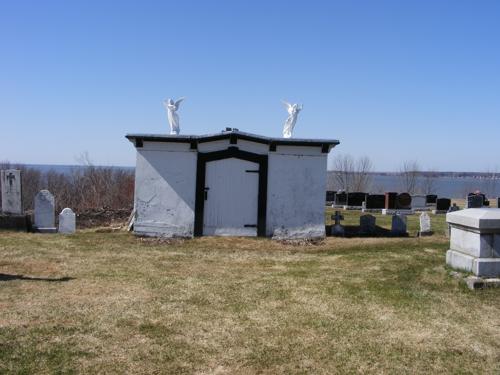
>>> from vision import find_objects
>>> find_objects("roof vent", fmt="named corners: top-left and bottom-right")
top-left (223, 127), bottom-right (239, 132)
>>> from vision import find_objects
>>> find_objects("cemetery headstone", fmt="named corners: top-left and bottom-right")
top-left (411, 195), bottom-right (427, 210)
top-left (385, 192), bottom-right (398, 209)
top-left (436, 198), bottom-right (451, 211)
top-left (360, 214), bottom-right (376, 235)
top-left (419, 212), bottom-right (432, 236)
top-left (448, 203), bottom-right (460, 213)
top-left (391, 214), bottom-right (407, 236)
top-left (0, 169), bottom-right (22, 214)
top-left (346, 192), bottom-right (367, 207)
top-left (446, 208), bottom-right (500, 277)
top-left (333, 192), bottom-right (347, 207)
top-left (426, 194), bottom-right (438, 204)
top-left (58, 208), bottom-right (76, 234)
top-left (34, 190), bottom-right (56, 233)
top-left (365, 194), bottom-right (385, 209)
top-left (396, 193), bottom-right (412, 209)
top-left (326, 190), bottom-right (336, 202)
top-left (466, 194), bottom-right (484, 208)
top-left (331, 210), bottom-right (345, 236)
top-left (498, 197), bottom-right (500, 208)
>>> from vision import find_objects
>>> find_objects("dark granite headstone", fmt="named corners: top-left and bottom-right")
top-left (334, 192), bottom-right (347, 206)
top-left (365, 194), bottom-right (385, 209)
top-left (347, 192), bottom-right (367, 207)
top-left (391, 214), bottom-right (407, 235)
top-left (436, 198), bottom-right (451, 211)
top-left (498, 197), bottom-right (500, 208)
top-left (326, 191), bottom-right (336, 202)
top-left (426, 194), bottom-right (438, 204)
top-left (360, 214), bottom-right (376, 234)
top-left (466, 194), bottom-right (483, 208)
top-left (467, 193), bottom-right (489, 207)
top-left (396, 193), bottom-right (412, 209)
top-left (385, 192), bottom-right (398, 209)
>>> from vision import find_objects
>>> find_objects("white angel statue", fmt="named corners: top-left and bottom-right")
top-left (282, 100), bottom-right (303, 138)
top-left (163, 97), bottom-right (185, 135)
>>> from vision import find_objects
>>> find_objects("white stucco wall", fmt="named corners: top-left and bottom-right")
top-left (266, 149), bottom-right (327, 238)
top-left (132, 137), bottom-right (330, 239)
top-left (134, 144), bottom-right (197, 237)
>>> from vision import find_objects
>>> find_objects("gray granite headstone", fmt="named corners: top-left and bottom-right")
top-left (360, 214), bottom-right (376, 235)
top-left (411, 195), bottom-right (427, 210)
top-left (1, 169), bottom-right (22, 214)
top-left (466, 195), bottom-right (483, 208)
top-left (447, 203), bottom-right (460, 213)
top-left (34, 190), bottom-right (56, 233)
top-left (58, 208), bottom-right (76, 234)
top-left (391, 214), bottom-right (407, 235)
top-left (419, 212), bottom-right (432, 235)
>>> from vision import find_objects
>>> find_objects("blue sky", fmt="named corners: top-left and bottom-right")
top-left (1, 1), bottom-right (499, 171)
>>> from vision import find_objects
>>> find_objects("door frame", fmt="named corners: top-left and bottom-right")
top-left (194, 146), bottom-right (268, 237)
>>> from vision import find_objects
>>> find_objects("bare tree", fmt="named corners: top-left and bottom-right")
top-left (352, 156), bottom-right (373, 192)
top-left (399, 160), bottom-right (420, 194)
top-left (332, 154), bottom-right (355, 192)
top-left (332, 154), bottom-right (373, 192)
top-left (420, 169), bottom-right (437, 195)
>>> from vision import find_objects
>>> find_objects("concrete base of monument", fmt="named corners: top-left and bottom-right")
top-left (34, 227), bottom-right (57, 234)
top-left (413, 207), bottom-right (432, 211)
top-left (342, 205), bottom-right (363, 210)
top-left (331, 204), bottom-right (345, 209)
top-left (361, 208), bottom-right (383, 213)
top-left (446, 249), bottom-right (500, 277)
top-left (0, 214), bottom-right (31, 232)
top-left (381, 209), bottom-right (414, 215)
top-left (465, 275), bottom-right (500, 290)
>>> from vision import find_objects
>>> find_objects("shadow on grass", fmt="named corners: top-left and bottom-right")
top-left (0, 273), bottom-right (75, 282)
top-left (328, 225), bottom-right (409, 238)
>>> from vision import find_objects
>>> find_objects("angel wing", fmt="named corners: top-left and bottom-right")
top-left (174, 97), bottom-right (186, 107)
top-left (281, 100), bottom-right (292, 110)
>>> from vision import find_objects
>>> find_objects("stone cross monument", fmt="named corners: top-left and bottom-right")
top-left (1, 169), bottom-right (22, 214)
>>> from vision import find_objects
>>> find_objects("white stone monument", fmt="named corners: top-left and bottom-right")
top-left (34, 190), bottom-right (56, 233)
top-left (446, 208), bottom-right (500, 277)
top-left (419, 212), bottom-right (432, 236)
top-left (282, 101), bottom-right (302, 138)
top-left (58, 208), bottom-right (76, 234)
top-left (1, 169), bottom-right (22, 214)
top-left (163, 97), bottom-right (185, 135)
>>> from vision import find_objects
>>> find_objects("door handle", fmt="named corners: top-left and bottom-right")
top-left (204, 187), bottom-right (209, 200)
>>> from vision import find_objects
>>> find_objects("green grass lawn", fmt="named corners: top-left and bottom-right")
top-left (0, 210), bottom-right (499, 374)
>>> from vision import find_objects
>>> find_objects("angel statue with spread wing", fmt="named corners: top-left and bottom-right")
top-left (163, 97), bottom-right (185, 135)
top-left (282, 100), bottom-right (303, 138)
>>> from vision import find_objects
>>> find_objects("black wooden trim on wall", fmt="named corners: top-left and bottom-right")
top-left (194, 147), bottom-right (268, 237)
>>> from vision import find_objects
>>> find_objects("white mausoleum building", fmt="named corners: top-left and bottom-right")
top-left (126, 129), bottom-right (339, 238)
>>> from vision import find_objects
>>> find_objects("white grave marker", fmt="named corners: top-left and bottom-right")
top-left (58, 208), bottom-right (76, 234)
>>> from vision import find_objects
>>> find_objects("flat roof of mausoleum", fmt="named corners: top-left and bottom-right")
top-left (126, 129), bottom-right (340, 152)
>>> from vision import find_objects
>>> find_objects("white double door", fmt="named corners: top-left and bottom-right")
top-left (203, 158), bottom-right (259, 236)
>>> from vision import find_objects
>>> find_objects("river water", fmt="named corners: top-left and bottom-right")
top-left (327, 174), bottom-right (500, 199)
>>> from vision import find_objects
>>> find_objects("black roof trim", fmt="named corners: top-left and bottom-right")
top-left (125, 130), bottom-right (340, 149)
